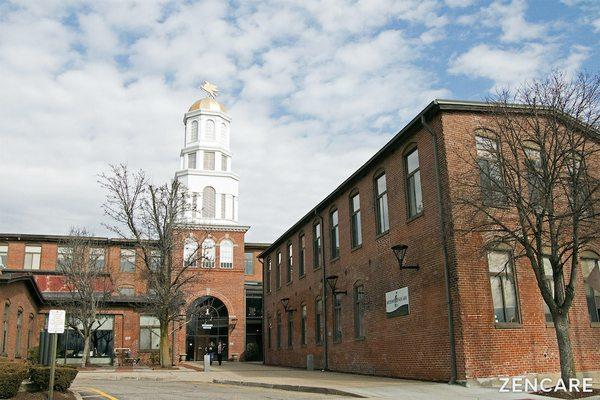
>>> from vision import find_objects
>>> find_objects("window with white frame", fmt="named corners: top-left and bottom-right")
top-left (220, 240), bottom-right (233, 268)
top-left (191, 120), bottom-right (198, 142)
top-left (56, 246), bottom-right (70, 272)
top-left (24, 245), bottom-right (41, 270)
top-left (202, 187), bottom-right (216, 218)
top-left (183, 239), bottom-right (199, 267)
top-left (188, 152), bottom-right (197, 169)
top-left (0, 244), bottom-right (7, 269)
top-left (375, 173), bottom-right (389, 234)
top-left (204, 151), bottom-right (215, 170)
top-left (488, 250), bottom-right (520, 324)
top-left (220, 123), bottom-right (227, 143)
top-left (139, 315), bottom-right (160, 351)
top-left (202, 239), bottom-right (215, 268)
top-left (120, 248), bottom-right (136, 272)
top-left (90, 248), bottom-right (105, 271)
top-left (206, 120), bottom-right (215, 140)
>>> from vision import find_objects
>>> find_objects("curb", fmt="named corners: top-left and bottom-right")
top-left (212, 379), bottom-right (367, 398)
top-left (71, 389), bottom-right (84, 400)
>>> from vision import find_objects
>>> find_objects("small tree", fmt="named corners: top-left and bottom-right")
top-left (56, 227), bottom-right (112, 367)
top-left (454, 72), bottom-right (600, 382)
top-left (99, 164), bottom-right (207, 367)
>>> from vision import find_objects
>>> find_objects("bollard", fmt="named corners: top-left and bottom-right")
top-left (306, 354), bottom-right (314, 371)
top-left (204, 354), bottom-right (211, 372)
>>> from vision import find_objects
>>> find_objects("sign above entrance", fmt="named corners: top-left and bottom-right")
top-left (48, 309), bottom-right (66, 333)
top-left (202, 323), bottom-right (213, 330)
top-left (385, 287), bottom-right (409, 318)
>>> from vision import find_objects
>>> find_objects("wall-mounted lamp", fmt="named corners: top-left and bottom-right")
top-left (229, 316), bottom-right (238, 331)
top-left (280, 297), bottom-right (297, 313)
top-left (392, 244), bottom-right (419, 270)
top-left (325, 275), bottom-right (347, 295)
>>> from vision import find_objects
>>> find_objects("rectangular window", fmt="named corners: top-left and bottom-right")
top-left (354, 285), bottom-right (365, 338)
top-left (350, 193), bottom-right (362, 248)
top-left (24, 245), bottom-right (41, 270)
top-left (406, 148), bottom-right (423, 218)
top-left (2, 303), bottom-right (9, 354)
top-left (139, 316), bottom-right (160, 350)
top-left (118, 287), bottom-right (135, 296)
top-left (300, 304), bottom-right (307, 346)
top-left (221, 194), bottom-right (226, 219)
top-left (330, 209), bottom-right (339, 259)
top-left (313, 223), bottom-right (322, 268)
top-left (286, 311), bottom-right (293, 348)
top-left (476, 136), bottom-right (506, 205)
top-left (542, 256), bottom-right (560, 323)
top-left (120, 249), bottom-right (136, 272)
top-left (286, 243), bottom-right (293, 284)
top-left (204, 151), bottom-right (215, 170)
top-left (276, 312), bottom-right (282, 349)
top-left (188, 152), bottom-right (197, 169)
top-left (266, 257), bottom-right (272, 293)
top-left (90, 248), bottom-right (105, 271)
top-left (298, 234), bottom-right (305, 277)
top-left (56, 246), bottom-right (70, 272)
top-left (375, 173), bottom-right (389, 234)
top-left (149, 250), bottom-right (161, 271)
top-left (333, 293), bottom-right (342, 342)
top-left (244, 252), bottom-right (254, 275)
top-left (221, 155), bottom-right (228, 171)
top-left (275, 251), bottom-right (281, 289)
top-left (315, 298), bottom-right (323, 345)
top-left (525, 148), bottom-right (543, 206)
top-left (0, 244), bottom-right (7, 269)
top-left (582, 257), bottom-right (600, 323)
top-left (488, 251), bottom-right (520, 324)
top-left (15, 310), bottom-right (23, 358)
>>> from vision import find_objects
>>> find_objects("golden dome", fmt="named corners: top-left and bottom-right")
top-left (188, 97), bottom-right (227, 113)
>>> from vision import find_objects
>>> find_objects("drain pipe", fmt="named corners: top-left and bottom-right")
top-left (421, 114), bottom-right (457, 384)
top-left (314, 209), bottom-right (328, 371)
top-left (258, 256), bottom-right (266, 365)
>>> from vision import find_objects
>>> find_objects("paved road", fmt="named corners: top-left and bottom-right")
top-left (74, 379), bottom-right (352, 400)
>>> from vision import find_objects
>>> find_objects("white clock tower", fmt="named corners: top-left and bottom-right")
top-left (176, 82), bottom-right (240, 226)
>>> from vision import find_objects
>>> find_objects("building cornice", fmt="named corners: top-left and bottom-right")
top-left (183, 109), bottom-right (231, 123)
top-left (175, 169), bottom-right (240, 181)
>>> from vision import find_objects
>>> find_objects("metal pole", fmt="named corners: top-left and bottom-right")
top-left (48, 332), bottom-right (58, 400)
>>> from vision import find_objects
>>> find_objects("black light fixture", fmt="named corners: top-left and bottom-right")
top-left (325, 275), bottom-right (347, 295)
top-left (280, 297), bottom-right (297, 313)
top-left (392, 244), bottom-right (419, 270)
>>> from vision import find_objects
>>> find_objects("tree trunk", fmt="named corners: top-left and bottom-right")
top-left (159, 323), bottom-right (171, 368)
top-left (553, 313), bottom-right (576, 383)
top-left (81, 333), bottom-right (91, 368)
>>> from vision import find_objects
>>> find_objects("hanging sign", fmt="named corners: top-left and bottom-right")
top-left (202, 323), bottom-right (213, 330)
top-left (385, 287), bottom-right (409, 318)
top-left (48, 309), bottom-right (66, 334)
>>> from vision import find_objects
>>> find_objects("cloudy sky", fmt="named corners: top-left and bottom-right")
top-left (0, 0), bottom-right (598, 242)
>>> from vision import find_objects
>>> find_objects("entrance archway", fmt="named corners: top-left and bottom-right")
top-left (186, 296), bottom-right (229, 361)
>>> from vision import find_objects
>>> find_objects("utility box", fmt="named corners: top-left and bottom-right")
top-left (306, 354), bottom-right (314, 371)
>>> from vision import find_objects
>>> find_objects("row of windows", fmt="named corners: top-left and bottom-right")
top-left (267, 284), bottom-right (366, 350)
top-left (190, 187), bottom-right (236, 220)
top-left (188, 119), bottom-right (228, 144)
top-left (1, 302), bottom-right (35, 358)
top-left (187, 151), bottom-right (229, 172)
top-left (0, 244), bottom-right (107, 271)
top-left (265, 148), bottom-right (423, 292)
top-left (183, 238), bottom-right (234, 269)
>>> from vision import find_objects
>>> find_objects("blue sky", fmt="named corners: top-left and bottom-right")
top-left (0, 0), bottom-right (598, 242)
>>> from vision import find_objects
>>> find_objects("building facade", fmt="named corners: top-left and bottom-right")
top-left (260, 100), bottom-right (600, 384)
top-left (0, 90), bottom-right (269, 364)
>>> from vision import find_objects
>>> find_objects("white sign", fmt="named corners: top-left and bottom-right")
top-left (201, 323), bottom-right (213, 330)
top-left (385, 287), bottom-right (409, 318)
top-left (48, 309), bottom-right (66, 334)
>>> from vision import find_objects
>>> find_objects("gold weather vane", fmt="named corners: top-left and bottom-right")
top-left (201, 81), bottom-right (219, 99)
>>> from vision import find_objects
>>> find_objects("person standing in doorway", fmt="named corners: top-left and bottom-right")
top-left (217, 340), bottom-right (226, 366)
top-left (207, 341), bottom-right (215, 365)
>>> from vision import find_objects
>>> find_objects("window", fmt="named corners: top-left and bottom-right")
top-left (206, 120), bottom-right (215, 140)
top-left (221, 155), bottom-right (228, 171)
top-left (276, 312), bottom-right (282, 349)
top-left (298, 233), bottom-right (305, 277)
top-left (221, 194), bottom-right (226, 219)
top-left (525, 147), bottom-right (543, 206)
top-left (15, 309), bottom-right (23, 357)
top-left (220, 240), bottom-right (233, 269)
top-left (1, 302), bottom-right (9, 355)
top-left (191, 120), bottom-right (198, 142)
top-left (313, 222), bottom-right (322, 269)
top-left (120, 249), bottom-right (136, 272)
top-left (286, 242), bottom-right (293, 284)
top-left (315, 298), bottom-right (323, 344)
top-left (476, 135), bottom-right (506, 205)
top-left (330, 209), bottom-right (339, 259)
top-left (188, 152), bottom-right (197, 169)
top-left (90, 248), bottom-right (105, 271)
top-left (118, 287), bottom-right (135, 296)
top-left (300, 304), bottom-right (307, 346)
top-left (220, 123), bottom-right (228, 143)
top-left (582, 254), bottom-right (600, 323)
top-left (286, 311), bottom-right (293, 348)
top-left (24, 245), bottom-right (41, 270)
top-left (488, 251), bottom-right (520, 324)
top-left (149, 250), bottom-right (161, 271)
top-left (244, 252), bottom-right (254, 275)
top-left (266, 257), bottom-right (271, 293)
top-left (0, 244), bottom-right (7, 269)
top-left (354, 285), bottom-right (365, 338)
top-left (26, 314), bottom-right (34, 352)
top-left (275, 251), bottom-right (281, 289)
top-left (375, 173), bottom-right (389, 234)
top-left (140, 316), bottom-right (160, 351)
top-left (183, 239), bottom-right (199, 267)
top-left (542, 256), bottom-right (561, 323)
top-left (202, 186), bottom-right (216, 218)
top-left (56, 246), bottom-right (70, 272)
top-left (333, 293), bottom-right (342, 342)
top-left (202, 239), bottom-right (215, 268)
top-left (204, 151), bottom-right (215, 170)
top-left (406, 148), bottom-right (423, 218)
top-left (350, 192), bottom-right (362, 248)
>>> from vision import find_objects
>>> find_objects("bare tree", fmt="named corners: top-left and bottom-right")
top-left (55, 227), bottom-right (112, 367)
top-left (454, 72), bottom-right (600, 382)
top-left (99, 164), bottom-right (208, 367)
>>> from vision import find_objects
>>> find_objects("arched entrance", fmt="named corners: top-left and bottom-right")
top-left (186, 296), bottom-right (229, 361)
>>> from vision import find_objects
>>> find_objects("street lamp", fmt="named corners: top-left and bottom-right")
top-left (280, 297), bottom-right (297, 313)
top-left (391, 244), bottom-right (419, 270)
top-left (325, 275), bottom-right (347, 295)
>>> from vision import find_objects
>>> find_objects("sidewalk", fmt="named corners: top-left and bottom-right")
top-left (73, 361), bottom-right (549, 399)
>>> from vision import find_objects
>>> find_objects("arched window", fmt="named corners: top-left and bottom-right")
top-left (191, 120), bottom-right (198, 142)
top-left (582, 251), bottom-right (600, 323)
top-left (220, 123), bottom-right (228, 143)
top-left (183, 239), bottom-right (199, 268)
top-left (206, 120), bottom-right (215, 140)
top-left (202, 186), bottom-right (216, 218)
top-left (220, 240), bottom-right (233, 269)
top-left (202, 239), bottom-right (215, 268)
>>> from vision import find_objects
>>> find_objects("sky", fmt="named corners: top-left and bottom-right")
top-left (0, 0), bottom-right (598, 243)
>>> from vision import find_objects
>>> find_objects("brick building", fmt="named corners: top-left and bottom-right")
top-left (0, 88), bottom-right (269, 364)
top-left (260, 100), bottom-right (600, 384)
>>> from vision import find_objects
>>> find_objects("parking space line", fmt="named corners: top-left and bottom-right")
top-left (79, 387), bottom-right (119, 400)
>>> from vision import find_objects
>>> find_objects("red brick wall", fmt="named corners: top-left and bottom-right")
top-left (0, 281), bottom-right (39, 360)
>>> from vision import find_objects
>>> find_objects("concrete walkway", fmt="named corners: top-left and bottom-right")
top-left (74, 362), bottom-right (549, 399)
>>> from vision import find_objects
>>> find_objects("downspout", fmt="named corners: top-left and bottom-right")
top-left (258, 257), bottom-right (265, 365)
top-left (421, 114), bottom-right (457, 384)
top-left (314, 209), bottom-right (328, 371)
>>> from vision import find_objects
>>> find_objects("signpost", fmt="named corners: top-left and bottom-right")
top-left (47, 310), bottom-right (66, 400)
